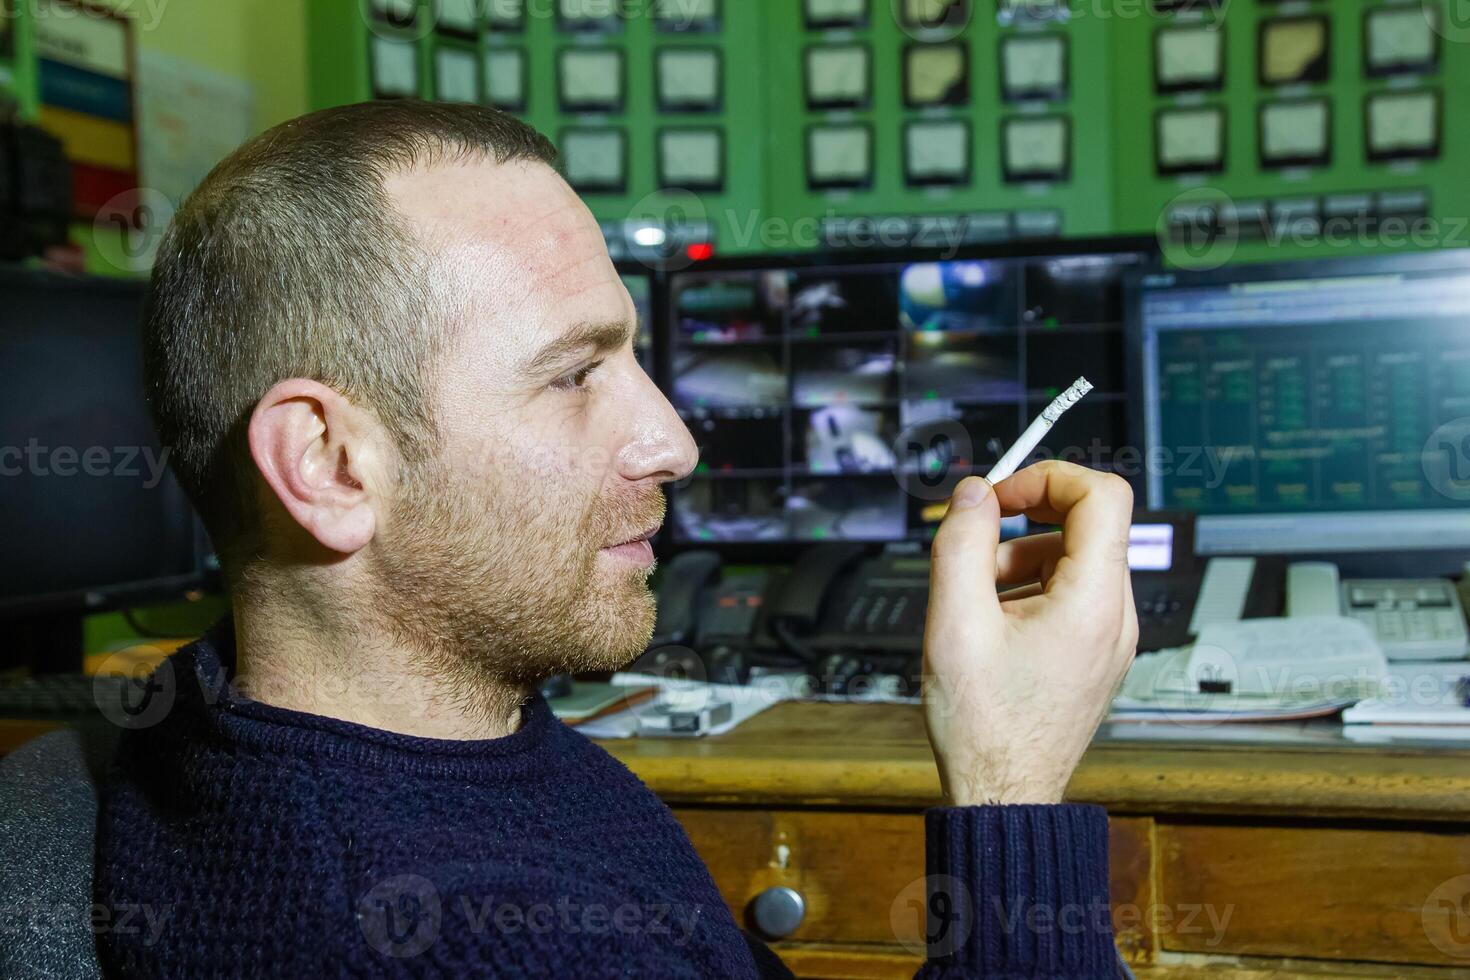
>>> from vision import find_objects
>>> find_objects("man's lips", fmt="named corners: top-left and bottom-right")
top-left (605, 524), bottom-right (661, 549)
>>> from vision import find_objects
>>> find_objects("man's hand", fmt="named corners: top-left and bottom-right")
top-left (922, 461), bottom-right (1139, 807)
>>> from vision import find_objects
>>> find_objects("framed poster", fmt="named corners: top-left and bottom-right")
top-left (33, 0), bottom-right (139, 220)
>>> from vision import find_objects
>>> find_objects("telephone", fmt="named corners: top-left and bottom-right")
top-left (1286, 562), bottom-right (1469, 662)
top-left (641, 544), bottom-right (928, 692)
top-left (764, 543), bottom-right (928, 658)
top-left (649, 520), bottom-right (1286, 672)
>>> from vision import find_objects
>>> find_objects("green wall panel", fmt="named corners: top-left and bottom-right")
top-left (310, 0), bottom-right (767, 253)
top-left (1111, 0), bottom-right (1469, 267)
top-left (306, 0), bottom-right (1470, 264)
top-left (761, 0), bottom-right (1115, 245)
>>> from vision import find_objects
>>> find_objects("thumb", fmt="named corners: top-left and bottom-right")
top-left (927, 476), bottom-right (1004, 628)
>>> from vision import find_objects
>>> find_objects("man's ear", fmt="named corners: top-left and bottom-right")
top-left (247, 379), bottom-right (388, 555)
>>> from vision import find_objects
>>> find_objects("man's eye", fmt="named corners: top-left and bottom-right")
top-left (551, 361), bottom-right (602, 391)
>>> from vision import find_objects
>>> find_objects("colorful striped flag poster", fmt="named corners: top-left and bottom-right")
top-left (33, 0), bottom-right (138, 220)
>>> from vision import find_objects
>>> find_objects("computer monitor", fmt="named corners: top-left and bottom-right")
top-left (0, 269), bottom-right (205, 664)
top-left (662, 239), bottom-right (1156, 550)
top-left (1129, 249), bottom-right (1470, 565)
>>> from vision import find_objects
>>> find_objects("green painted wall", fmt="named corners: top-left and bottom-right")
top-left (122, 0), bottom-right (310, 133)
top-left (74, 0), bottom-right (309, 276)
top-left (3, 0), bottom-right (307, 127)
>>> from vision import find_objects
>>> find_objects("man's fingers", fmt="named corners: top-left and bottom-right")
top-left (991, 461), bottom-right (1133, 584)
top-left (927, 476), bottom-right (1004, 628)
top-left (995, 531), bottom-right (1063, 585)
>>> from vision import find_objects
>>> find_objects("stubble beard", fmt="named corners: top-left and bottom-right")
top-left (365, 454), bottom-right (663, 705)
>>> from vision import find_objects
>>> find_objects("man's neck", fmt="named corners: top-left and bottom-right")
top-left (230, 603), bottom-right (528, 741)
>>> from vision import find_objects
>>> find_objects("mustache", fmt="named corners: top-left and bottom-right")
top-left (590, 488), bottom-right (667, 545)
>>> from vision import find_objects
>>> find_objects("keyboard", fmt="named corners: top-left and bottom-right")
top-left (0, 672), bottom-right (147, 722)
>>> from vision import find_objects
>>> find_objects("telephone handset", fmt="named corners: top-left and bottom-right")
top-left (640, 550), bottom-right (769, 684)
top-left (764, 543), bottom-right (870, 643)
top-left (765, 544), bottom-right (931, 660)
top-left (1284, 561), bottom-right (1341, 617)
top-left (647, 543), bottom-right (930, 671)
top-left (648, 549), bottom-right (722, 649)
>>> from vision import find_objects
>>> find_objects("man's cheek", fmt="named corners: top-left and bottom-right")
top-left (574, 445), bottom-right (615, 484)
top-left (451, 422), bottom-right (559, 483)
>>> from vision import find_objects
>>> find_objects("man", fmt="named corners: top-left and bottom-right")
top-left (95, 101), bottom-right (1138, 977)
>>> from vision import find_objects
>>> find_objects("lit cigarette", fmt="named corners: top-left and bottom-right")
top-left (919, 377), bottom-right (1093, 524)
top-left (985, 376), bottom-right (1093, 485)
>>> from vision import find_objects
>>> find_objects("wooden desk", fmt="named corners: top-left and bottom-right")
top-left (597, 703), bottom-right (1470, 980)
top-left (4, 693), bottom-right (1466, 979)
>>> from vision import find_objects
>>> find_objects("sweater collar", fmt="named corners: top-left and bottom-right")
top-left (166, 616), bottom-right (559, 777)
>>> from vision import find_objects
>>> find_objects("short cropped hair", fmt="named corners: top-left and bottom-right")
top-left (143, 100), bottom-right (557, 573)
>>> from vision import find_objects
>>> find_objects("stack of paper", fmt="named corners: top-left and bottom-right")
top-left (573, 673), bottom-right (791, 739)
top-left (1109, 645), bottom-right (1360, 724)
top-left (1342, 660), bottom-right (1470, 727)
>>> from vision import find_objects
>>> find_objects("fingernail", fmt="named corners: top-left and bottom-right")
top-left (950, 477), bottom-right (991, 510)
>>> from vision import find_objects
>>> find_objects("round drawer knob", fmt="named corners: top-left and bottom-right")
top-left (750, 886), bottom-right (806, 939)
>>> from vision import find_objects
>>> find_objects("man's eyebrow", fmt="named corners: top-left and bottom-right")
top-left (524, 320), bottom-right (635, 375)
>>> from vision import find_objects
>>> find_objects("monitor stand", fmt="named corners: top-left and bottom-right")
top-left (10, 612), bottom-right (86, 675)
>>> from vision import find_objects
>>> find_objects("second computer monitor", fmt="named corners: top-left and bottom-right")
top-left (1130, 248), bottom-right (1470, 559)
top-left (665, 240), bottom-right (1155, 547)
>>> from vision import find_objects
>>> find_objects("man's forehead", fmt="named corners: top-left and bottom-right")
top-left (385, 157), bottom-right (628, 345)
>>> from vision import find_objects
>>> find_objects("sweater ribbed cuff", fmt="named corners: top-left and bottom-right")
top-left (922, 803), bottom-right (1118, 978)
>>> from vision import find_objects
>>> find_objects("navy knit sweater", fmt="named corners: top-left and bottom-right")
top-left (94, 620), bottom-right (1121, 978)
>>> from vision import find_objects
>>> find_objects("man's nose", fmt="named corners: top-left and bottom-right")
top-left (617, 381), bottom-right (699, 485)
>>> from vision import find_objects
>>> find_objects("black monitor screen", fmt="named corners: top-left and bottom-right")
top-left (666, 244), bottom-right (1152, 545)
top-left (0, 271), bottom-right (200, 613)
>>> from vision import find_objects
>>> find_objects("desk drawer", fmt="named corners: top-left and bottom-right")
top-left (672, 807), bottom-right (1155, 956)
top-left (1159, 822), bottom-right (1470, 966)
top-left (674, 808), bottom-right (927, 948)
